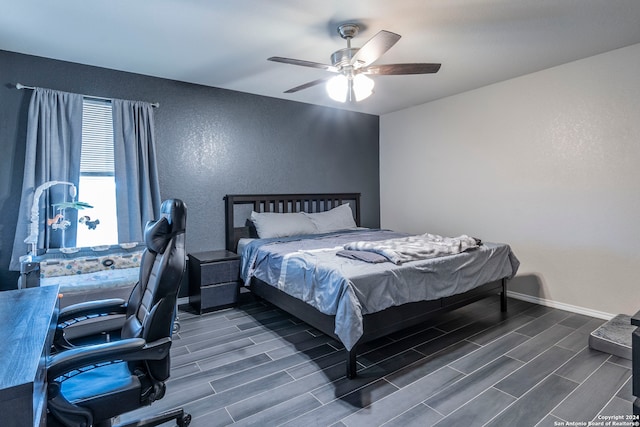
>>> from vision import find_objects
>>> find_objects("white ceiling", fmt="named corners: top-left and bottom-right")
top-left (2, 0), bottom-right (640, 115)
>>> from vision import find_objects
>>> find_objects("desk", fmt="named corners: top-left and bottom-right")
top-left (0, 286), bottom-right (59, 427)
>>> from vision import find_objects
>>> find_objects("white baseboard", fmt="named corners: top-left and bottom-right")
top-left (506, 290), bottom-right (615, 321)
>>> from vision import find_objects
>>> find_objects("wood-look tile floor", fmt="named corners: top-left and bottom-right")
top-left (119, 294), bottom-right (634, 427)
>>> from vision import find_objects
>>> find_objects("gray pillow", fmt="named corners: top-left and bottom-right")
top-left (302, 204), bottom-right (357, 233)
top-left (250, 211), bottom-right (317, 238)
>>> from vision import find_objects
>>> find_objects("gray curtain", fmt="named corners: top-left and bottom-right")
top-left (10, 88), bottom-right (83, 270)
top-left (112, 99), bottom-right (161, 243)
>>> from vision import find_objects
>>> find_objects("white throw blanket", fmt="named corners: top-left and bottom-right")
top-left (343, 233), bottom-right (479, 265)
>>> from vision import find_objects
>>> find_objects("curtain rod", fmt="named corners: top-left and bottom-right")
top-left (15, 83), bottom-right (160, 108)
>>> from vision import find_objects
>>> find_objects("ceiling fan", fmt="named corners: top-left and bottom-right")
top-left (268, 23), bottom-right (441, 103)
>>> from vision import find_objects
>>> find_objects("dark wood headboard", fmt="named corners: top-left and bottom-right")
top-left (224, 193), bottom-right (361, 252)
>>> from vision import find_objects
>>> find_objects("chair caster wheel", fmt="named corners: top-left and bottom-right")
top-left (178, 413), bottom-right (191, 427)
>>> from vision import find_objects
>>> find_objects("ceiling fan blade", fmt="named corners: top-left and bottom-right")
top-left (283, 77), bottom-right (332, 93)
top-left (268, 57), bottom-right (339, 73)
top-left (363, 63), bottom-right (442, 75)
top-left (350, 30), bottom-right (401, 67)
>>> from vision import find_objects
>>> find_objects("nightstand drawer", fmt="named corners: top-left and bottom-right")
top-left (199, 281), bottom-right (240, 312)
top-left (188, 250), bottom-right (241, 314)
top-left (200, 259), bottom-right (240, 285)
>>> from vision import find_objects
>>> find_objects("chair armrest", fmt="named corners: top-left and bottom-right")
top-left (47, 337), bottom-right (172, 381)
top-left (58, 298), bottom-right (127, 323)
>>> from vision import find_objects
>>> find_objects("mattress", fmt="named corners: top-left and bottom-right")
top-left (241, 229), bottom-right (520, 349)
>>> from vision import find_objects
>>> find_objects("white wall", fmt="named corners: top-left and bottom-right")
top-left (380, 43), bottom-right (640, 317)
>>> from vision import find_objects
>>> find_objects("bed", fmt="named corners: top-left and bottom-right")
top-left (225, 193), bottom-right (519, 378)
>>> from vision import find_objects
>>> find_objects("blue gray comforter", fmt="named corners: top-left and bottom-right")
top-left (241, 229), bottom-right (519, 350)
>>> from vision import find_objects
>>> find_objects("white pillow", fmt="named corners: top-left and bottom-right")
top-left (303, 204), bottom-right (358, 233)
top-left (250, 211), bottom-right (317, 239)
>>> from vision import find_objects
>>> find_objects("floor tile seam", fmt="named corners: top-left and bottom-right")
top-left (309, 376), bottom-right (398, 413)
top-left (355, 339), bottom-right (437, 366)
top-left (244, 328), bottom-right (317, 349)
top-left (606, 357), bottom-right (633, 369)
top-left (491, 349), bottom-right (560, 395)
top-left (383, 347), bottom-right (472, 389)
top-left (220, 370), bottom-right (298, 420)
top-left (434, 386), bottom-right (516, 427)
top-left (183, 329), bottom-right (268, 353)
top-left (357, 347), bottom-right (428, 374)
top-left (177, 325), bottom-right (246, 347)
top-left (480, 373), bottom-right (577, 427)
top-left (261, 348), bottom-right (344, 378)
top-left (554, 333), bottom-right (589, 351)
top-left (247, 327), bottom-right (312, 345)
top-left (446, 337), bottom-right (526, 376)
top-left (398, 328), bottom-right (448, 351)
top-left (505, 331), bottom-right (579, 364)
top-left (554, 343), bottom-right (588, 372)
top-left (281, 346), bottom-right (343, 373)
top-left (591, 391), bottom-right (632, 423)
top-left (377, 402), bottom-right (431, 427)
top-left (172, 357), bottom-right (259, 389)
top-left (268, 393), bottom-right (326, 427)
top-left (181, 337), bottom-right (257, 361)
top-left (208, 355), bottom-right (282, 394)
top-left (178, 313), bottom-right (260, 329)
top-left (173, 323), bottom-right (240, 337)
top-left (466, 313), bottom-right (538, 346)
top-left (428, 355), bottom-right (522, 409)
top-left (493, 361), bottom-right (577, 409)
top-left (225, 405), bottom-right (237, 424)
top-left (422, 402), bottom-right (446, 418)
top-left (385, 324), bottom-right (442, 343)
top-left (553, 353), bottom-right (612, 387)
top-left (546, 366), bottom-right (605, 421)
top-left (614, 376), bottom-right (635, 404)
top-left (191, 344), bottom-right (258, 373)
top-left (415, 338), bottom-right (484, 368)
top-left (210, 373), bottom-right (300, 415)
top-left (324, 378), bottom-right (413, 426)
top-left (431, 309), bottom-right (516, 342)
top-left (519, 304), bottom-right (554, 317)
top-left (230, 388), bottom-right (319, 425)
top-left (514, 311), bottom-right (575, 338)
top-left (235, 318), bottom-right (309, 335)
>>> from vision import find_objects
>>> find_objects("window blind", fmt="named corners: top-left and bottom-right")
top-left (81, 98), bottom-right (114, 175)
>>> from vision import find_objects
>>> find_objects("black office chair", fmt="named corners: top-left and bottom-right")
top-left (46, 199), bottom-right (191, 427)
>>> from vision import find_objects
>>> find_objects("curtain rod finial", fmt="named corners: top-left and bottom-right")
top-left (15, 83), bottom-right (25, 90)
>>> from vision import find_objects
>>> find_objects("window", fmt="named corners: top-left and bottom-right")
top-left (75, 98), bottom-right (118, 247)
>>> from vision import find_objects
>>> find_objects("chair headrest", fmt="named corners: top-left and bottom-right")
top-left (161, 199), bottom-right (187, 234)
top-left (144, 217), bottom-right (172, 254)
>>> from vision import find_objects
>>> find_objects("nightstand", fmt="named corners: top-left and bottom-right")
top-left (188, 250), bottom-right (241, 314)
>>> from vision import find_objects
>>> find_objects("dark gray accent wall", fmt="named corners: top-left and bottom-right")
top-left (0, 50), bottom-right (380, 290)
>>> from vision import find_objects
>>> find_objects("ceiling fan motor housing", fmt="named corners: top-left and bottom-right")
top-left (331, 48), bottom-right (361, 69)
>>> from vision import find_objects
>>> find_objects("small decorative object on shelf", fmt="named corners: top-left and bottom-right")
top-left (188, 250), bottom-right (241, 314)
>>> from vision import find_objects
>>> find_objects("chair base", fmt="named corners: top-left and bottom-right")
top-left (112, 408), bottom-right (191, 427)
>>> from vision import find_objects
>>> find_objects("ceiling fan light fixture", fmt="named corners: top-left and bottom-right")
top-left (326, 73), bottom-right (374, 103)
top-left (326, 74), bottom-right (348, 102)
top-left (352, 74), bottom-right (374, 102)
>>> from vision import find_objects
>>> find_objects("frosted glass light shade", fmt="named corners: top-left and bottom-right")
top-left (326, 74), bottom-right (348, 102)
top-left (326, 73), bottom-right (375, 102)
top-left (352, 74), bottom-right (374, 101)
